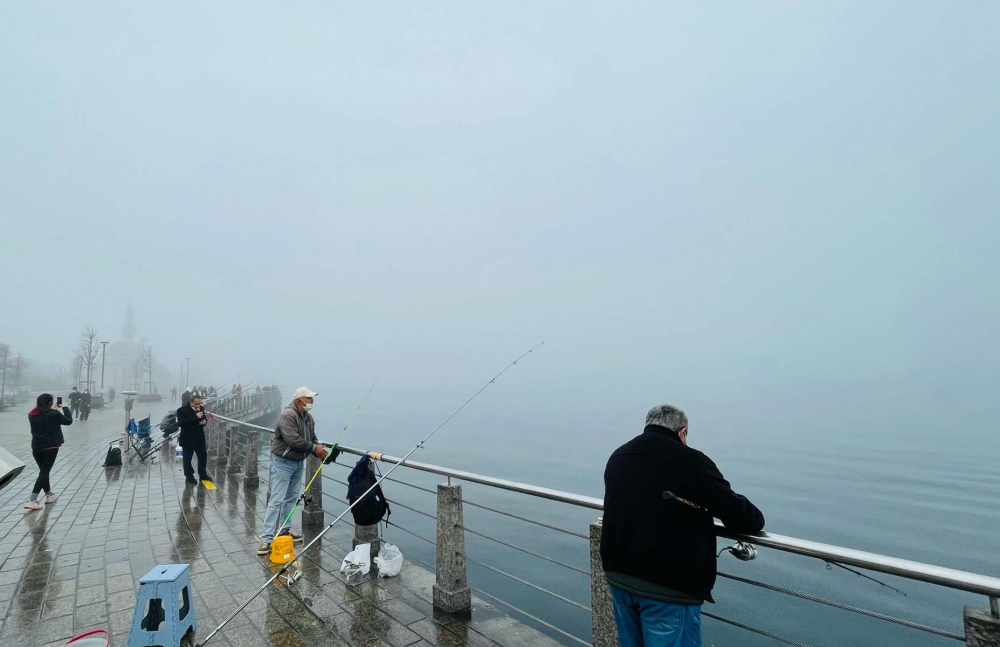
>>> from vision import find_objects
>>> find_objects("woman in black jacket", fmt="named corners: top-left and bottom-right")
top-left (26, 393), bottom-right (72, 510)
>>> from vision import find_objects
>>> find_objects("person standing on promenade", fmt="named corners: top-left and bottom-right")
top-left (108, 385), bottom-right (115, 404)
top-left (181, 386), bottom-right (192, 407)
top-left (170, 386), bottom-right (177, 402)
top-left (25, 394), bottom-right (72, 510)
top-left (79, 389), bottom-right (92, 421)
top-left (257, 387), bottom-right (329, 555)
top-left (176, 393), bottom-right (212, 485)
top-left (601, 405), bottom-right (765, 647)
top-left (68, 386), bottom-right (80, 419)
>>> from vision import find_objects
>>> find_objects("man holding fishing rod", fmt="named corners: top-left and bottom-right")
top-left (258, 387), bottom-right (331, 555)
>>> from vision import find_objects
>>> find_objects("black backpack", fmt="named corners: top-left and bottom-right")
top-left (346, 456), bottom-right (391, 527)
top-left (103, 444), bottom-right (122, 467)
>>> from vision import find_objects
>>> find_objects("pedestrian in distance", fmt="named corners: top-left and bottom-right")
top-left (79, 389), bottom-right (92, 421)
top-left (68, 386), bottom-right (80, 419)
top-left (170, 386), bottom-right (177, 403)
top-left (108, 385), bottom-right (115, 404)
top-left (176, 393), bottom-right (212, 485)
top-left (181, 386), bottom-right (192, 407)
top-left (25, 394), bottom-right (72, 510)
top-left (601, 405), bottom-right (765, 647)
top-left (257, 386), bottom-right (328, 556)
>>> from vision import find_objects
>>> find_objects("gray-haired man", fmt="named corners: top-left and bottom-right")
top-left (258, 386), bottom-right (330, 555)
top-left (601, 405), bottom-right (764, 647)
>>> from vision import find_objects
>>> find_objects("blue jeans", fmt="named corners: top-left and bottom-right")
top-left (609, 585), bottom-right (702, 647)
top-left (261, 455), bottom-right (305, 542)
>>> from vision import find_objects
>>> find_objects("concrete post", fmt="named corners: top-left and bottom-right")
top-left (433, 483), bottom-right (471, 615)
top-left (354, 524), bottom-right (381, 578)
top-left (206, 418), bottom-right (217, 458)
top-left (227, 424), bottom-right (242, 474)
top-left (217, 423), bottom-right (229, 468)
top-left (590, 518), bottom-right (620, 647)
top-left (965, 606), bottom-right (1000, 647)
top-left (301, 453), bottom-right (324, 530)
top-left (244, 425), bottom-right (259, 488)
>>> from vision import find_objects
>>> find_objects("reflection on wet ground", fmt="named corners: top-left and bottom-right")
top-left (0, 405), bottom-right (552, 647)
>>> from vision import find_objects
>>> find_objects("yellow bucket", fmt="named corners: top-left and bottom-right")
top-left (270, 535), bottom-right (295, 564)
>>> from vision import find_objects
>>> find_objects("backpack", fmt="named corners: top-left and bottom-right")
top-left (346, 456), bottom-right (391, 527)
top-left (103, 444), bottom-right (122, 467)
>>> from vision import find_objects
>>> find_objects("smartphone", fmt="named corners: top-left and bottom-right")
top-left (57, 396), bottom-right (63, 406)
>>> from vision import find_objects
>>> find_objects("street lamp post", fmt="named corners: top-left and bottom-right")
top-left (100, 341), bottom-right (109, 392)
top-left (185, 357), bottom-right (191, 387)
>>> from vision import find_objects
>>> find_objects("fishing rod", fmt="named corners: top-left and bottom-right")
top-left (195, 342), bottom-right (544, 647)
top-left (274, 379), bottom-right (380, 539)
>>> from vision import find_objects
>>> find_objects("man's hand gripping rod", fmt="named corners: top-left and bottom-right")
top-left (196, 343), bottom-right (544, 647)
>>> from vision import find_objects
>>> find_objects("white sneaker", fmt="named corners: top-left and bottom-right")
top-left (44, 493), bottom-right (58, 504)
top-left (24, 501), bottom-right (42, 511)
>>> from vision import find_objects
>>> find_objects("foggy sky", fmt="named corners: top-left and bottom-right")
top-left (2, 2), bottom-right (998, 468)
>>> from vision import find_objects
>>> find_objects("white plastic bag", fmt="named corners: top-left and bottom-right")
top-left (374, 543), bottom-right (403, 578)
top-left (340, 543), bottom-right (371, 584)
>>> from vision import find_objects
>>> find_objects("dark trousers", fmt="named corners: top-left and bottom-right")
top-left (32, 448), bottom-right (59, 495)
top-left (71, 402), bottom-right (79, 418)
top-left (80, 405), bottom-right (90, 421)
top-left (182, 435), bottom-right (208, 480)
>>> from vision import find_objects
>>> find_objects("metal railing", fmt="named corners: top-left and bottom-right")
top-left (331, 443), bottom-right (999, 647)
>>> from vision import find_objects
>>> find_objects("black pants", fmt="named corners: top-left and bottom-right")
top-left (71, 402), bottom-right (79, 418)
top-left (32, 448), bottom-right (59, 495)
top-left (182, 435), bottom-right (208, 480)
top-left (80, 405), bottom-right (90, 421)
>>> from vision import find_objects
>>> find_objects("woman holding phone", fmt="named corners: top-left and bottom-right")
top-left (25, 393), bottom-right (72, 510)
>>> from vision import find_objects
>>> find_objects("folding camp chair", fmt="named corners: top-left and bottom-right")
top-left (143, 413), bottom-right (179, 456)
top-left (127, 416), bottom-right (156, 463)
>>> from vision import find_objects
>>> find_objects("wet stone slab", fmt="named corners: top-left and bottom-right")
top-left (0, 402), bottom-right (562, 647)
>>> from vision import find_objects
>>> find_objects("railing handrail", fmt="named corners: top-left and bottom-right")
top-left (336, 444), bottom-right (1000, 599)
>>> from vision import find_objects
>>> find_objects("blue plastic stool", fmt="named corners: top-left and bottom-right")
top-left (128, 564), bottom-right (196, 647)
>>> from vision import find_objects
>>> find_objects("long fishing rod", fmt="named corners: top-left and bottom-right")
top-left (195, 342), bottom-right (544, 647)
top-left (275, 379), bottom-right (380, 538)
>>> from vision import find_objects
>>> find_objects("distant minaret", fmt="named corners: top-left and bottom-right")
top-left (123, 303), bottom-right (137, 340)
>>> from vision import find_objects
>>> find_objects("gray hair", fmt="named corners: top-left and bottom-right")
top-left (645, 404), bottom-right (688, 433)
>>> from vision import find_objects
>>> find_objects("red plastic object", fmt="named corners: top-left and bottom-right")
top-left (65, 629), bottom-right (110, 646)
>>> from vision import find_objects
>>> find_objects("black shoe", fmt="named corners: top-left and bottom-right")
top-left (200, 475), bottom-right (213, 483)
top-left (185, 477), bottom-right (198, 485)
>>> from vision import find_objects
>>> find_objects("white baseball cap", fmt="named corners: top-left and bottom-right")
top-left (293, 386), bottom-right (318, 400)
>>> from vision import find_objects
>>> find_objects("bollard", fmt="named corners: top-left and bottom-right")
top-left (227, 425), bottom-right (241, 474)
top-left (965, 605), bottom-right (1000, 647)
top-left (354, 523), bottom-right (381, 578)
top-left (244, 425), bottom-right (259, 488)
top-left (433, 483), bottom-right (471, 615)
top-left (590, 518), bottom-right (620, 647)
top-left (302, 453), bottom-right (325, 530)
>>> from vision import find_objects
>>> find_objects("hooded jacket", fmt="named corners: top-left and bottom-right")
top-left (600, 424), bottom-right (765, 602)
top-left (29, 406), bottom-right (72, 450)
top-left (270, 404), bottom-right (317, 461)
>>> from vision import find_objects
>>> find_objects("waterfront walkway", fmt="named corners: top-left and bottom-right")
top-left (0, 400), bottom-right (558, 647)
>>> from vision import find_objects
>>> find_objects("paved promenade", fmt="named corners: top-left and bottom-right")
top-left (0, 399), bottom-right (560, 647)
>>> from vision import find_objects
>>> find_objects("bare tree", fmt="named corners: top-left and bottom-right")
top-left (9, 354), bottom-right (28, 392)
top-left (0, 343), bottom-right (9, 402)
top-left (132, 357), bottom-right (142, 391)
top-left (71, 352), bottom-right (84, 387)
top-left (141, 340), bottom-right (156, 394)
top-left (77, 326), bottom-right (100, 392)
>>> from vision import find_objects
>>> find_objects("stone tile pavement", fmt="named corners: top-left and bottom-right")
top-left (0, 398), bottom-right (562, 647)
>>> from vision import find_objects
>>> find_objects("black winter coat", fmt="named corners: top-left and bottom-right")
top-left (175, 404), bottom-right (207, 448)
top-left (600, 425), bottom-right (764, 602)
top-left (29, 406), bottom-right (72, 450)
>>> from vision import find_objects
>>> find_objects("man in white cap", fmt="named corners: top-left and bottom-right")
top-left (258, 386), bottom-right (329, 555)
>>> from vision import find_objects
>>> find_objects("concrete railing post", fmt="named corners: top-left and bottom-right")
top-left (590, 518), bottom-right (620, 647)
top-left (217, 423), bottom-right (230, 468)
top-left (227, 424), bottom-right (241, 474)
top-left (965, 604), bottom-right (1000, 647)
top-left (301, 453), bottom-right (324, 530)
top-left (354, 524), bottom-right (381, 578)
top-left (433, 483), bottom-right (471, 615)
top-left (245, 425), bottom-right (259, 488)
top-left (205, 418), bottom-right (217, 458)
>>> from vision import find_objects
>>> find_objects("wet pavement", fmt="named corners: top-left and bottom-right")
top-left (0, 399), bottom-right (561, 647)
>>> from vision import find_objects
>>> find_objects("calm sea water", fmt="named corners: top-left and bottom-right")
top-left (308, 380), bottom-right (999, 647)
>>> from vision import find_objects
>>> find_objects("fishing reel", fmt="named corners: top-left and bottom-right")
top-left (719, 541), bottom-right (757, 561)
top-left (283, 561), bottom-right (303, 587)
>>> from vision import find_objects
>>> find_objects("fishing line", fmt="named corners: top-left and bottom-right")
top-left (195, 342), bottom-right (544, 647)
top-left (825, 560), bottom-right (907, 596)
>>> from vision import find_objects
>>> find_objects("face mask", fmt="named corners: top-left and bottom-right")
top-left (303, 402), bottom-right (313, 412)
